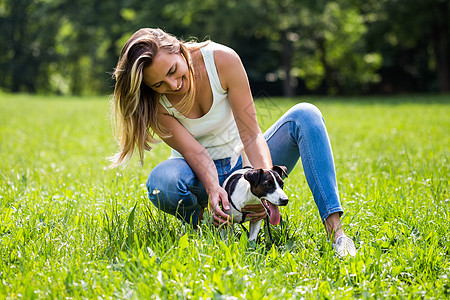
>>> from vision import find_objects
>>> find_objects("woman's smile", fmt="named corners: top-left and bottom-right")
top-left (175, 77), bottom-right (183, 91)
top-left (143, 51), bottom-right (189, 95)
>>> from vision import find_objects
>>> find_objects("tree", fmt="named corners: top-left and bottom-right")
top-left (245, 0), bottom-right (382, 95)
top-left (0, 0), bottom-right (445, 95)
top-left (360, 0), bottom-right (449, 93)
top-left (0, 0), bottom-right (63, 93)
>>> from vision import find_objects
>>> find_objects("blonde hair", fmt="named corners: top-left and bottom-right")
top-left (110, 28), bottom-right (203, 167)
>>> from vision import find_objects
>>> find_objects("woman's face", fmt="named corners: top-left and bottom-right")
top-left (142, 50), bottom-right (189, 95)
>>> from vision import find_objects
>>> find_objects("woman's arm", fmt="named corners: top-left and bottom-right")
top-left (214, 46), bottom-right (272, 169)
top-left (214, 45), bottom-right (272, 221)
top-left (157, 104), bottom-right (231, 227)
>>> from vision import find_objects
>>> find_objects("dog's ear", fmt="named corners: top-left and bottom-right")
top-left (272, 165), bottom-right (288, 178)
top-left (244, 169), bottom-right (263, 185)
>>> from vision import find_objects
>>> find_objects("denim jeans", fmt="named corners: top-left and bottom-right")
top-left (146, 103), bottom-right (343, 225)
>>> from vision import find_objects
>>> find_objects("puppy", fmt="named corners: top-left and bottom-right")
top-left (222, 165), bottom-right (289, 241)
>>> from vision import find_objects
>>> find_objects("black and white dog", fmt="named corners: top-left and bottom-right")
top-left (222, 166), bottom-right (289, 241)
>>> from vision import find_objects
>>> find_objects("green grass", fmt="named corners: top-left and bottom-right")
top-left (0, 93), bottom-right (449, 298)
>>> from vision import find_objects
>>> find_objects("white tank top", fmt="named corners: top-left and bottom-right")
top-left (159, 42), bottom-right (244, 167)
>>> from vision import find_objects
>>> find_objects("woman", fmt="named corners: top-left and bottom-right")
top-left (110, 28), bottom-right (356, 257)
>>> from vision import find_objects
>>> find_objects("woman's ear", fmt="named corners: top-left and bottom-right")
top-left (272, 165), bottom-right (288, 178)
top-left (244, 169), bottom-right (263, 185)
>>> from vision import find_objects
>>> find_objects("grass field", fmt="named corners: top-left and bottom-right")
top-left (0, 93), bottom-right (449, 299)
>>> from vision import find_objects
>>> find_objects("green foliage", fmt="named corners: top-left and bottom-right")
top-left (290, 2), bottom-right (382, 94)
top-left (0, 0), bottom-right (448, 95)
top-left (360, 0), bottom-right (450, 92)
top-left (0, 0), bottom-right (63, 93)
top-left (0, 94), bottom-right (449, 298)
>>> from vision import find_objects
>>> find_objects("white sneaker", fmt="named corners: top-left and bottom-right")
top-left (333, 235), bottom-right (357, 258)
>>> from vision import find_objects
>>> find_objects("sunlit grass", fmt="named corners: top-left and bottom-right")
top-left (0, 93), bottom-right (449, 298)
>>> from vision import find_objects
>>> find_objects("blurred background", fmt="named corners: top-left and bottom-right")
top-left (0, 0), bottom-right (449, 96)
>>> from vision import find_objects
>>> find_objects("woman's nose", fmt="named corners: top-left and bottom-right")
top-left (167, 78), bottom-right (178, 90)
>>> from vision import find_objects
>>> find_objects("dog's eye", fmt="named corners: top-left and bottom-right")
top-left (265, 181), bottom-right (274, 188)
top-left (276, 177), bottom-right (284, 189)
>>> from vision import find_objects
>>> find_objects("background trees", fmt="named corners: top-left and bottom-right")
top-left (359, 0), bottom-right (449, 93)
top-left (0, 0), bottom-right (448, 96)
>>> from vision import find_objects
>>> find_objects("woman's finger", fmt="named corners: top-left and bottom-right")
top-left (246, 210), bottom-right (267, 219)
top-left (242, 204), bottom-right (266, 212)
top-left (242, 203), bottom-right (267, 222)
top-left (213, 214), bottom-right (230, 227)
top-left (213, 204), bottom-right (231, 221)
top-left (251, 215), bottom-right (267, 222)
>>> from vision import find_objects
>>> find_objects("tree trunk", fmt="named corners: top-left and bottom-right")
top-left (432, 0), bottom-right (450, 92)
top-left (281, 31), bottom-right (295, 97)
top-left (10, 0), bottom-right (27, 92)
top-left (317, 37), bottom-right (343, 95)
top-left (70, 58), bottom-right (83, 96)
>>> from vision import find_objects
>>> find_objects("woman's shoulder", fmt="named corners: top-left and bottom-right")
top-left (210, 43), bottom-right (244, 91)
top-left (187, 40), bottom-right (240, 64)
top-left (209, 42), bottom-right (240, 63)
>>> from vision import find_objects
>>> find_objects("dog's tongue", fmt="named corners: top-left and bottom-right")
top-left (267, 202), bottom-right (281, 226)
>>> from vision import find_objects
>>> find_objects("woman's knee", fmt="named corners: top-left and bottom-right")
top-left (147, 159), bottom-right (190, 191)
top-left (146, 160), bottom-right (201, 224)
top-left (147, 166), bottom-right (173, 211)
top-left (146, 159), bottom-right (198, 209)
top-left (284, 102), bottom-right (328, 141)
top-left (147, 163), bottom-right (172, 196)
top-left (287, 103), bottom-right (324, 124)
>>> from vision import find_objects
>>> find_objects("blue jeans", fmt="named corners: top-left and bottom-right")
top-left (146, 103), bottom-right (343, 225)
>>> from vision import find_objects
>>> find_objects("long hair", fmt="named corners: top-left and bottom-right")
top-left (110, 28), bottom-right (202, 167)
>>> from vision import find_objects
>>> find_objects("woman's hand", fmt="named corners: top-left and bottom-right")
top-left (241, 204), bottom-right (267, 222)
top-left (207, 186), bottom-right (231, 227)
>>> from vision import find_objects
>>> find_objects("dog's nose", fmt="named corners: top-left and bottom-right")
top-left (279, 198), bottom-right (289, 206)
